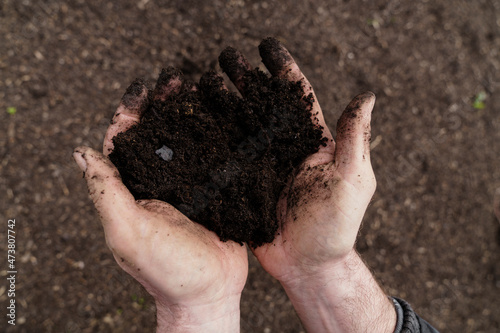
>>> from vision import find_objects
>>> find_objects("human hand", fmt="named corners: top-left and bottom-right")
top-left (73, 72), bottom-right (248, 332)
top-left (220, 38), bottom-right (395, 333)
top-left (220, 37), bottom-right (375, 282)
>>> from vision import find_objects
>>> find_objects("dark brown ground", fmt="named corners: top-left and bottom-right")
top-left (110, 64), bottom-right (325, 246)
top-left (0, 0), bottom-right (499, 332)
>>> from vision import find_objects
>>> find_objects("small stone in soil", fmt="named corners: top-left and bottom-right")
top-left (155, 145), bottom-right (174, 161)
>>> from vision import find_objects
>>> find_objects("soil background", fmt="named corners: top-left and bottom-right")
top-left (1, 0), bottom-right (499, 332)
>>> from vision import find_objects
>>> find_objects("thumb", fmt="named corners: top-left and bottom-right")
top-left (334, 92), bottom-right (376, 181)
top-left (73, 146), bottom-right (138, 234)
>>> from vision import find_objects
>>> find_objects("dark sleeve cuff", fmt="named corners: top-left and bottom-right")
top-left (390, 297), bottom-right (440, 333)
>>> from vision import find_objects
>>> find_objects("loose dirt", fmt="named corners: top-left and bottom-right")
top-left (109, 62), bottom-right (326, 246)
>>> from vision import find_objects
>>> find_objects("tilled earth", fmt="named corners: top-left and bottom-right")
top-left (1, 0), bottom-right (499, 332)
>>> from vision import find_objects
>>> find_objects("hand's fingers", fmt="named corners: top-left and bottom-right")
top-left (258, 37), bottom-right (334, 152)
top-left (334, 92), bottom-right (376, 180)
top-left (218, 46), bottom-right (252, 95)
top-left (153, 67), bottom-right (183, 101)
top-left (258, 37), bottom-right (297, 79)
top-left (73, 146), bottom-right (138, 245)
top-left (103, 79), bottom-right (148, 156)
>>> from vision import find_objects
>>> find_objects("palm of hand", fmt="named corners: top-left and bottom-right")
top-left (112, 199), bottom-right (249, 307)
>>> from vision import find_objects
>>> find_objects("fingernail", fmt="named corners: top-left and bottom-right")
top-left (361, 91), bottom-right (376, 113)
top-left (359, 91), bottom-right (376, 104)
top-left (73, 151), bottom-right (87, 172)
top-left (345, 92), bottom-right (376, 116)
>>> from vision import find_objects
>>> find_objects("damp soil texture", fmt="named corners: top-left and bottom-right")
top-left (109, 66), bottom-right (326, 246)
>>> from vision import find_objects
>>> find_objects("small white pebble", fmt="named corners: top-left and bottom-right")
top-left (156, 145), bottom-right (174, 161)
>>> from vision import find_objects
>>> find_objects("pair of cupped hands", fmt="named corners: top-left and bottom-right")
top-left (73, 38), bottom-right (382, 332)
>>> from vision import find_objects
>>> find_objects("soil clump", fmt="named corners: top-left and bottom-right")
top-left (110, 61), bottom-right (326, 246)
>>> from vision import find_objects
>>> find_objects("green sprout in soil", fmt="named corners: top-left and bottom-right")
top-left (472, 91), bottom-right (487, 109)
top-left (7, 106), bottom-right (17, 115)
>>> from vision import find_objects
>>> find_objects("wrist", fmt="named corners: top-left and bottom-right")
top-left (155, 294), bottom-right (241, 333)
top-left (277, 248), bottom-right (358, 289)
top-left (280, 249), bottom-right (396, 333)
top-left (279, 249), bottom-right (361, 310)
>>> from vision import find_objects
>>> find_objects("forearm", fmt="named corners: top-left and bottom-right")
top-left (155, 295), bottom-right (241, 333)
top-left (281, 250), bottom-right (396, 333)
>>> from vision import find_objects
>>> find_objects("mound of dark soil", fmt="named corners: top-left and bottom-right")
top-left (109, 58), bottom-right (326, 246)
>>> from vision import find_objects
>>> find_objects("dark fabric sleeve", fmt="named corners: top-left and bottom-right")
top-left (391, 297), bottom-right (440, 333)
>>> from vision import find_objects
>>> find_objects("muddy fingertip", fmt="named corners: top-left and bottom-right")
top-left (121, 79), bottom-right (148, 109)
top-left (258, 37), bottom-right (292, 76)
top-left (73, 147), bottom-right (88, 172)
top-left (218, 46), bottom-right (252, 93)
top-left (153, 67), bottom-right (183, 101)
top-left (344, 92), bottom-right (376, 118)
